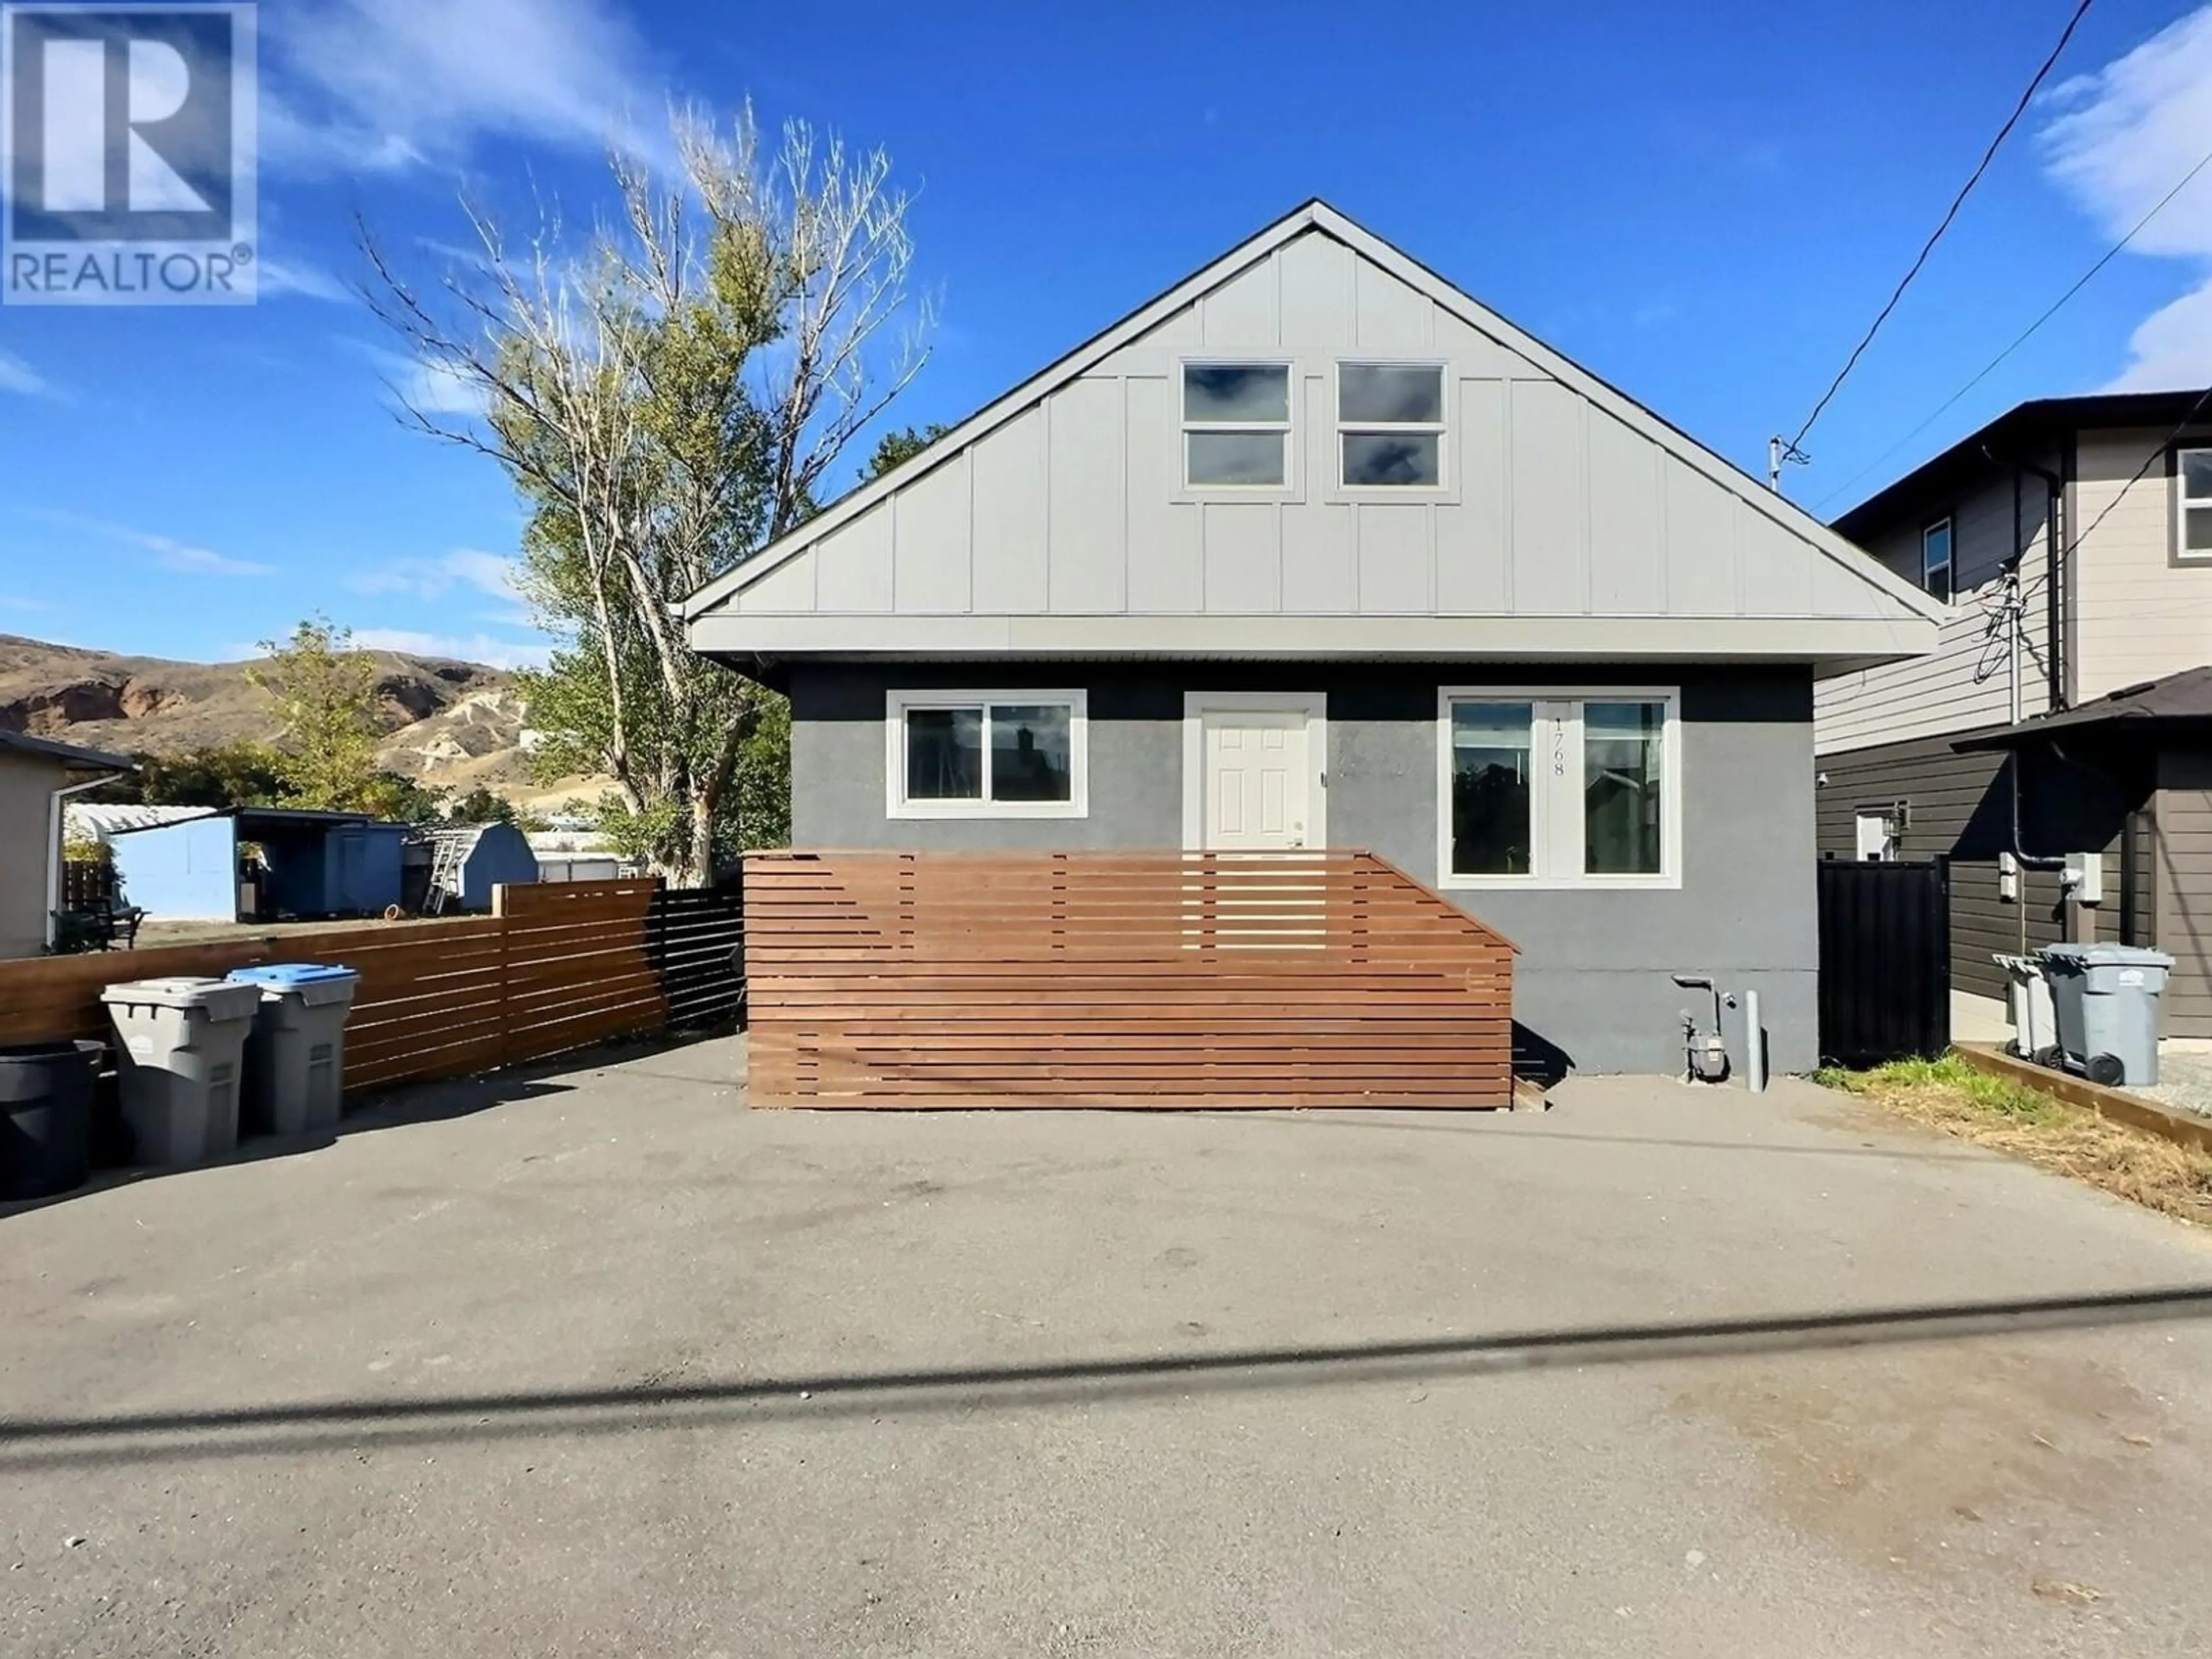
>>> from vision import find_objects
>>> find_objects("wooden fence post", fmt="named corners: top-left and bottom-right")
top-left (491, 881), bottom-right (515, 1069)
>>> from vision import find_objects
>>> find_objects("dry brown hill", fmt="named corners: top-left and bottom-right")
top-left (0, 634), bottom-right (532, 785)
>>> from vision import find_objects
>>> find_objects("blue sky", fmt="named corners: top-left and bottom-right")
top-left (3, 0), bottom-right (2211, 667)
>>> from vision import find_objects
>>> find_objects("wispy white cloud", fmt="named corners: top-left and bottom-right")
top-left (39, 511), bottom-right (275, 577)
top-left (346, 342), bottom-right (491, 419)
top-left (0, 348), bottom-right (54, 397)
top-left (262, 0), bottom-right (670, 177)
top-left (353, 627), bottom-right (550, 671)
top-left (256, 257), bottom-right (352, 303)
top-left (2040, 6), bottom-right (2212, 389)
top-left (0, 594), bottom-right (58, 613)
top-left (347, 547), bottom-right (532, 624)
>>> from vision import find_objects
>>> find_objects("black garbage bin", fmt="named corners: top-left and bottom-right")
top-left (0, 1041), bottom-right (103, 1201)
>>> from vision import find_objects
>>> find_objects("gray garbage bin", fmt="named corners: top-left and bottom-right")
top-left (226, 964), bottom-right (359, 1137)
top-left (99, 977), bottom-right (261, 1166)
top-left (2037, 943), bottom-right (2174, 1088)
top-left (1995, 953), bottom-right (2056, 1062)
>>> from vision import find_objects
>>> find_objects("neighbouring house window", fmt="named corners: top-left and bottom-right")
top-left (1855, 811), bottom-right (1897, 862)
top-left (1922, 518), bottom-right (1953, 601)
top-left (1441, 690), bottom-right (1679, 887)
top-left (2180, 448), bottom-right (2212, 560)
top-left (886, 690), bottom-right (1087, 818)
top-left (1182, 363), bottom-right (1291, 487)
top-left (1338, 362), bottom-right (1445, 487)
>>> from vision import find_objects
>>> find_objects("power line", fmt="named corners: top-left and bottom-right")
top-left (2065, 382), bottom-right (2212, 554)
top-left (2008, 381), bottom-right (2212, 611)
top-left (1815, 138), bottom-right (2212, 514)
top-left (1784, 0), bottom-right (2097, 459)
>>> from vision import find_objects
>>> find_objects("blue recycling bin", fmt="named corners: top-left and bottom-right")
top-left (226, 965), bottom-right (360, 1137)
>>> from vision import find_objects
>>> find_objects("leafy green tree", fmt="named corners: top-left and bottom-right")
top-left (446, 785), bottom-right (519, 824)
top-left (247, 618), bottom-right (389, 812)
top-left (367, 109), bottom-right (929, 885)
top-left (865, 421), bottom-right (948, 479)
top-left (88, 740), bottom-right (288, 809)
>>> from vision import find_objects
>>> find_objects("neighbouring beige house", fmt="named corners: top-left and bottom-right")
top-left (1813, 390), bottom-right (2212, 1036)
top-left (0, 730), bottom-right (136, 959)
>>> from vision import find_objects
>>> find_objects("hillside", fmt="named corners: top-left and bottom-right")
top-left (0, 634), bottom-right (533, 786)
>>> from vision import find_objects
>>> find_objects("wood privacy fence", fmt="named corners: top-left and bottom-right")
top-left (744, 849), bottom-right (1516, 1109)
top-left (0, 879), bottom-right (743, 1097)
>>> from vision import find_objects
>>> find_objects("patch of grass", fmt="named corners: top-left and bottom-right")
top-left (1815, 1050), bottom-right (2212, 1228)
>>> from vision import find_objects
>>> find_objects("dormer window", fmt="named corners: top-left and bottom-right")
top-left (1181, 363), bottom-right (1290, 488)
top-left (1922, 518), bottom-right (1953, 603)
top-left (2180, 448), bottom-right (2212, 562)
top-left (1338, 362), bottom-right (1445, 487)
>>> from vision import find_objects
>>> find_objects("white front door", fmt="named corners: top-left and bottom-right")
top-left (1199, 707), bottom-right (1314, 849)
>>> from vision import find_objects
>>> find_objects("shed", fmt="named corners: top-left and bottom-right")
top-left (404, 821), bottom-right (539, 912)
top-left (111, 808), bottom-right (408, 923)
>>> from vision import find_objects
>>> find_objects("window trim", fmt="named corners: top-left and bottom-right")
top-left (2175, 444), bottom-right (2212, 565)
top-left (884, 688), bottom-right (1089, 820)
top-left (1176, 358), bottom-right (1298, 500)
top-left (1330, 358), bottom-right (1453, 499)
top-left (1921, 517), bottom-right (1954, 602)
top-left (1434, 685), bottom-right (1682, 891)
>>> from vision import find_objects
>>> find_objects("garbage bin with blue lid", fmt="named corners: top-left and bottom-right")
top-left (2036, 943), bottom-right (2174, 1088)
top-left (99, 977), bottom-right (262, 1166)
top-left (226, 964), bottom-right (360, 1138)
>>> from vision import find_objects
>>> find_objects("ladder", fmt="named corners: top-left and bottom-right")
top-left (423, 835), bottom-right (465, 915)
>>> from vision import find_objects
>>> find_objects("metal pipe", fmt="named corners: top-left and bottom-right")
top-left (44, 776), bottom-right (115, 950)
top-left (1744, 989), bottom-right (1766, 1093)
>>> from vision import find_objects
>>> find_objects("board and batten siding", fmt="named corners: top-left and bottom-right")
top-left (2072, 427), bottom-right (2212, 703)
top-left (1815, 472), bottom-right (2052, 756)
top-left (728, 229), bottom-right (1899, 628)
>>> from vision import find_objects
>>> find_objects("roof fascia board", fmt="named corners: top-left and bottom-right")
top-left (690, 610), bottom-right (1937, 664)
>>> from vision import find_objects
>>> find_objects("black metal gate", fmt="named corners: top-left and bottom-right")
top-left (1817, 858), bottom-right (1950, 1068)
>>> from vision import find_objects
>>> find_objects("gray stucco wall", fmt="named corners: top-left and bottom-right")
top-left (788, 661), bottom-right (1817, 1075)
top-left (0, 751), bottom-right (62, 960)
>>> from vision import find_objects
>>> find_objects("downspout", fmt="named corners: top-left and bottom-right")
top-left (1981, 448), bottom-right (2072, 953)
top-left (44, 775), bottom-right (116, 950)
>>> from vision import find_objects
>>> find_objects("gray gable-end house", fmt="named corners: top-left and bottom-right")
top-left (684, 202), bottom-right (1942, 1074)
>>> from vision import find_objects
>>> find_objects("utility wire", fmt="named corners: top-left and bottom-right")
top-left (1786, 0), bottom-right (2096, 456)
top-left (2065, 382), bottom-right (2212, 555)
top-left (1816, 138), bottom-right (2212, 514)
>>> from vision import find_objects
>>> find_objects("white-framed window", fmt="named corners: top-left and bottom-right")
top-left (1922, 517), bottom-right (1953, 602)
top-left (2179, 448), bottom-right (2212, 562)
top-left (1336, 361), bottom-right (1446, 489)
top-left (1180, 362), bottom-right (1292, 489)
top-left (885, 690), bottom-right (1088, 819)
top-left (1436, 688), bottom-right (1680, 889)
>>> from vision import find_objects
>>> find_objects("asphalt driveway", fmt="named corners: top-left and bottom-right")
top-left (6, 1036), bottom-right (2212, 1657)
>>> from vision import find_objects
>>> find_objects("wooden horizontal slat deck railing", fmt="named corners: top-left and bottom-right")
top-left (0, 878), bottom-right (744, 1098)
top-left (743, 849), bottom-right (1516, 1109)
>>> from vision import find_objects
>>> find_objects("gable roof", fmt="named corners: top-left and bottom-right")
top-left (1956, 662), bottom-right (2212, 751)
top-left (683, 200), bottom-right (1944, 664)
top-left (0, 729), bottom-right (137, 772)
top-left (1834, 389), bottom-right (2212, 543)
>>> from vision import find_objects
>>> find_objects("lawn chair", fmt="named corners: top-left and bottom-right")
top-left (50, 899), bottom-right (146, 953)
